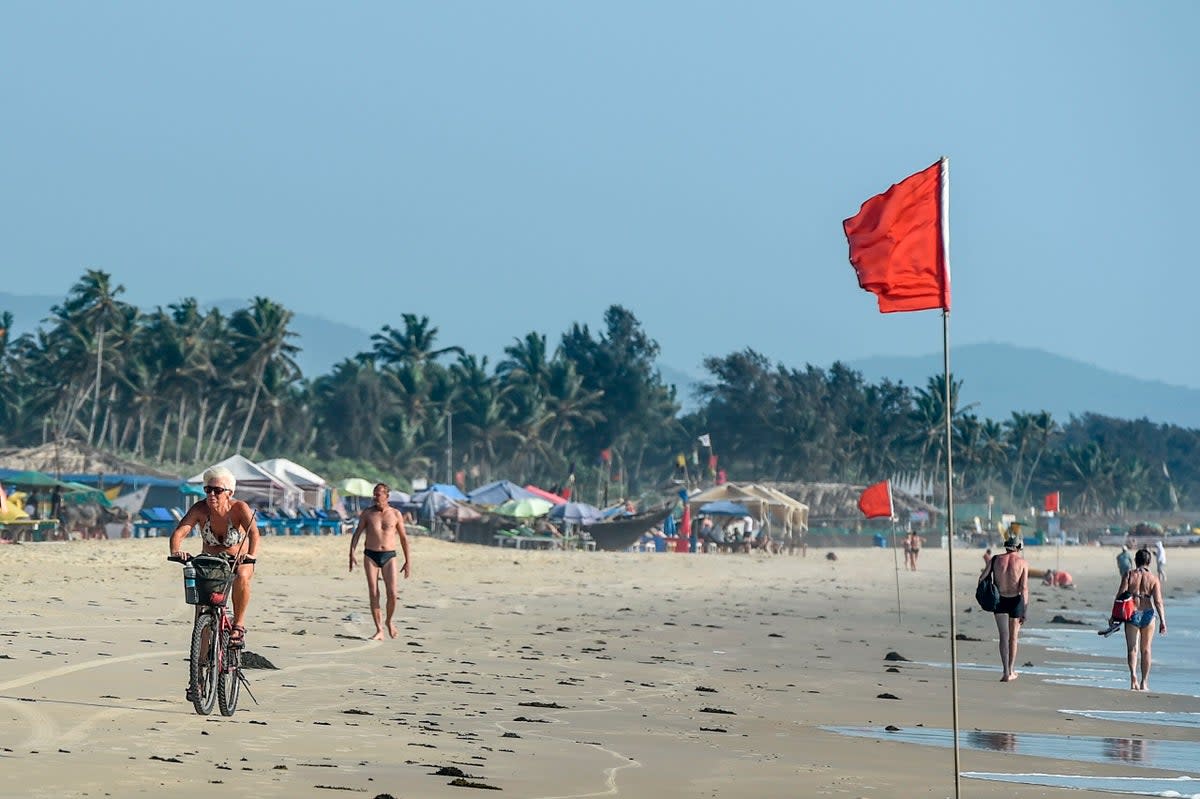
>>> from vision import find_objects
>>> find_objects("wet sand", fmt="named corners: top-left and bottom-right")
top-left (1, 536), bottom-right (1197, 798)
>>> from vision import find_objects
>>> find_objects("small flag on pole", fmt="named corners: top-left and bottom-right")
top-left (858, 480), bottom-right (894, 519)
top-left (843, 160), bottom-right (950, 313)
top-left (1044, 491), bottom-right (1060, 513)
top-left (697, 433), bottom-right (712, 448)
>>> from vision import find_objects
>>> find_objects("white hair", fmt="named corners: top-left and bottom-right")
top-left (203, 465), bottom-right (236, 492)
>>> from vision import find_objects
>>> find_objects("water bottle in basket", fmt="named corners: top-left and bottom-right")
top-left (183, 561), bottom-right (199, 605)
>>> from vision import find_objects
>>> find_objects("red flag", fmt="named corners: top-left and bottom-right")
top-left (858, 480), bottom-right (893, 519)
top-left (677, 504), bottom-right (692, 553)
top-left (1044, 491), bottom-right (1060, 513)
top-left (843, 160), bottom-right (950, 313)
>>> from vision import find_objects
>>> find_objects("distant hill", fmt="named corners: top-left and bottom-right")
top-left (848, 342), bottom-right (1200, 430)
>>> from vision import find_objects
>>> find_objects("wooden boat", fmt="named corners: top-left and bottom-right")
top-left (582, 506), bottom-right (672, 551)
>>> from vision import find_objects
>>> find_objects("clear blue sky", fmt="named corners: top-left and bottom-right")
top-left (2, 3), bottom-right (1196, 387)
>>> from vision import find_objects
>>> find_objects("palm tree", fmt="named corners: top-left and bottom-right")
top-left (910, 374), bottom-right (968, 503)
top-left (229, 298), bottom-right (301, 453)
top-left (371, 314), bottom-right (463, 368)
top-left (52, 270), bottom-right (131, 445)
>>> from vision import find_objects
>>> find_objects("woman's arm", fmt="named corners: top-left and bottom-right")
top-left (168, 501), bottom-right (204, 555)
top-left (1153, 579), bottom-right (1166, 633)
top-left (237, 502), bottom-right (260, 558)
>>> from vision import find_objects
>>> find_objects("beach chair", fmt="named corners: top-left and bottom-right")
top-left (134, 507), bottom-right (178, 538)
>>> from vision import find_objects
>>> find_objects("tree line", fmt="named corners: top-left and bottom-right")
top-left (1, 270), bottom-right (1196, 514)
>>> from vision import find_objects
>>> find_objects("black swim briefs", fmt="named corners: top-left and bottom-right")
top-left (364, 549), bottom-right (397, 568)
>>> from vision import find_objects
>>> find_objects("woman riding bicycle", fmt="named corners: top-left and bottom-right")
top-left (169, 466), bottom-right (260, 649)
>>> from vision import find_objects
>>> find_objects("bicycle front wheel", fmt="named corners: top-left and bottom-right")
top-left (189, 612), bottom-right (219, 715)
top-left (217, 628), bottom-right (241, 716)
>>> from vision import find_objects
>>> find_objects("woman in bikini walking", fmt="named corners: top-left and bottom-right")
top-left (1113, 548), bottom-right (1167, 691)
top-left (169, 466), bottom-right (260, 649)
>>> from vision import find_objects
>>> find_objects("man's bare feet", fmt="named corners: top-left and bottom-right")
top-left (388, 622), bottom-right (399, 639)
top-left (369, 629), bottom-right (385, 641)
top-left (1001, 673), bottom-right (1019, 682)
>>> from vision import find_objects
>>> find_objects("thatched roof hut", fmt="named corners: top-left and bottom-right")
top-left (0, 440), bottom-right (179, 479)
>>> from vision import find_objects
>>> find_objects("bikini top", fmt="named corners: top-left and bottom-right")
top-left (199, 517), bottom-right (245, 548)
top-left (1129, 567), bottom-right (1154, 598)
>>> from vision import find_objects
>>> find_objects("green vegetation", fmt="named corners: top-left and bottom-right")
top-left (1, 270), bottom-right (1196, 512)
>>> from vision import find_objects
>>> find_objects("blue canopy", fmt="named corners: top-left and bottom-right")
top-left (466, 480), bottom-right (536, 506)
top-left (699, 500), bottom-right (750, 517)
top-left (423, 483), bottom-right (467, 501)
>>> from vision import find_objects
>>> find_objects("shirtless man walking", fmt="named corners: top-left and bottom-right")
top-left (349, 483), bottom-right (411, 640)
top-left (992, 533), bottom-right (1029, 682)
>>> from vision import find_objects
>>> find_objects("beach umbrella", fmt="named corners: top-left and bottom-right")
top-left (2, 470), bottom-right (72, 489)
top-left (337, 477), bottom-right (377, 498)
top-left (61, 481), bottom-right (113, 507)
top-left (548, 501), bottom-right (604, 525)
top-left (388, 489), bottom-right (411, 505)
top-left (699, 500), bottom-right (751, 517)
top-left (409, 490), bottom-right (457, 521)
top-left (494, 497), bottom-right (554, 518)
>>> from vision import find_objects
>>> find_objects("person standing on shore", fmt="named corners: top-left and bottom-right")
top-left (1113, 548), bottom-right (1167, 691)
top-left (1116, 544), bottom-right (1133, 578)
top-left (992, 535), bottom-right (1029, 682)
top-left (904, 531), bottom-right (923, 571)
top-left (1154, 539), bottom-right (1167, 583)
top-left (348, 483), bottom-right (412, 640)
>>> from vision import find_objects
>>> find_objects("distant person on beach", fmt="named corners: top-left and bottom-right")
top-left (1154, 539), bottom-right (1167, 582)
top-left (992, 535), bottom-right (1029, 682)
top-left (904, 531), bottom-right (923, 571)
top-left (1042, 569), bottom-right (1075, 589)
top-left (1112, 548), bottom-right (1167, 691)
top-left (349, 482), bottom-right (412, 640)
top-left (1116, 544), bottom-right (1133, 578)
top-left (169, 465), bottom-right (260, 652)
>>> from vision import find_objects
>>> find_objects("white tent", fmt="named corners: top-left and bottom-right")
top-left (257, 457), bottom-right (327, 506)
top-left (188, 454), bottom-right (303, 510)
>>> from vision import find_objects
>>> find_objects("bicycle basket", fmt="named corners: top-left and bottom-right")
top-left (191, 555), bottom-right (233, 606)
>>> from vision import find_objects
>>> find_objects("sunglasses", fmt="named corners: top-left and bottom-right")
top-left (204, 485), bottom-right (230, 495)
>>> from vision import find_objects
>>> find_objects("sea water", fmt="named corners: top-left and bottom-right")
top-left (1020, 593), bottom-right (1200, 698)
top-left (824, 595), bottom-right (1200, 796)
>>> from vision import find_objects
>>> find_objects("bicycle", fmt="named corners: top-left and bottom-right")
top-left (169, 553), bottom-right (256, 715)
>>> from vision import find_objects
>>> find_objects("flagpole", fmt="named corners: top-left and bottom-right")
top-left (939, 156), bottom-right (962, 799)
top-left (890, 520), bottom-right (902, 625)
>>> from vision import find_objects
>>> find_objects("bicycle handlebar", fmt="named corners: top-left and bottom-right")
top-left (167, 554), bottom-right (256, 565)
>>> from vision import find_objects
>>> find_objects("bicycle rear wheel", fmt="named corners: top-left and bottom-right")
top-left (217, 628), bottom-right (241, 716)
top-left (189, 612), bottom-right (219, 715)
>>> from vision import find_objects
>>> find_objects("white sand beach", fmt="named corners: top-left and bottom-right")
top-left (1, 537), bottom-right (1197, 798)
